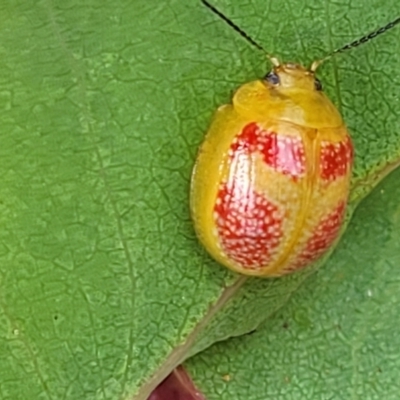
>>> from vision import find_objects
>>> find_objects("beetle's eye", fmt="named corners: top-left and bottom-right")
top-left (315, 78), bottom-right (322, 91)
top-left (265, 71), bottom-right (280, 85)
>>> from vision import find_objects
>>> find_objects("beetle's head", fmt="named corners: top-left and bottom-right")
top-left (264, 63), bottom-right (322, 92)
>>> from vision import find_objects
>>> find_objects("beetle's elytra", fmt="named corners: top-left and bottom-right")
top-left (190, 0), bottom-right (400, 277)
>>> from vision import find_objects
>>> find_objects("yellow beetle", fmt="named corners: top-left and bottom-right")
top-left (190, 0), bottom-right (400, 277)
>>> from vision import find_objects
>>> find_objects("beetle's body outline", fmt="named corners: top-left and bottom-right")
top-left (191, 64), bottom-right (353, 276)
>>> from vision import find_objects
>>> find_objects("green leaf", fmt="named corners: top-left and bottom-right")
top-left (0, 0), bottom-right (399, 399)
top-left (186, 165), bottom-right (400, 399)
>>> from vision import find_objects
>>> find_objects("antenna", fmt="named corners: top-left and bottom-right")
top-left (311, 16), bottom-right (400, 71)
top-left (201, 0), bottom-right (280, 66)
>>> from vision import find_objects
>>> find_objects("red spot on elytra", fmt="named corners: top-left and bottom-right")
top-left (214, 181), bottom-right (283, 269)
top-left (230, 122), bottom-right (306, 178)
top-left (320, 138), bottom-right (353, 181)
top-left (283, 201), bottom-right (346, 273)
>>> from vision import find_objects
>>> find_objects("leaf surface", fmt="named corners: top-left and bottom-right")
top-left (0, 0), bottom-right (399, 399)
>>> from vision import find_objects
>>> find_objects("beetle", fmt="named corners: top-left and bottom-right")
top-left (190, 0), bottom-right (400, 277)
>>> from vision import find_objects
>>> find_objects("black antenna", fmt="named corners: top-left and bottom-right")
top-left (201, 0), bottom-right (280, 66)
top-left (311, 16), bottom-right (400, 71)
